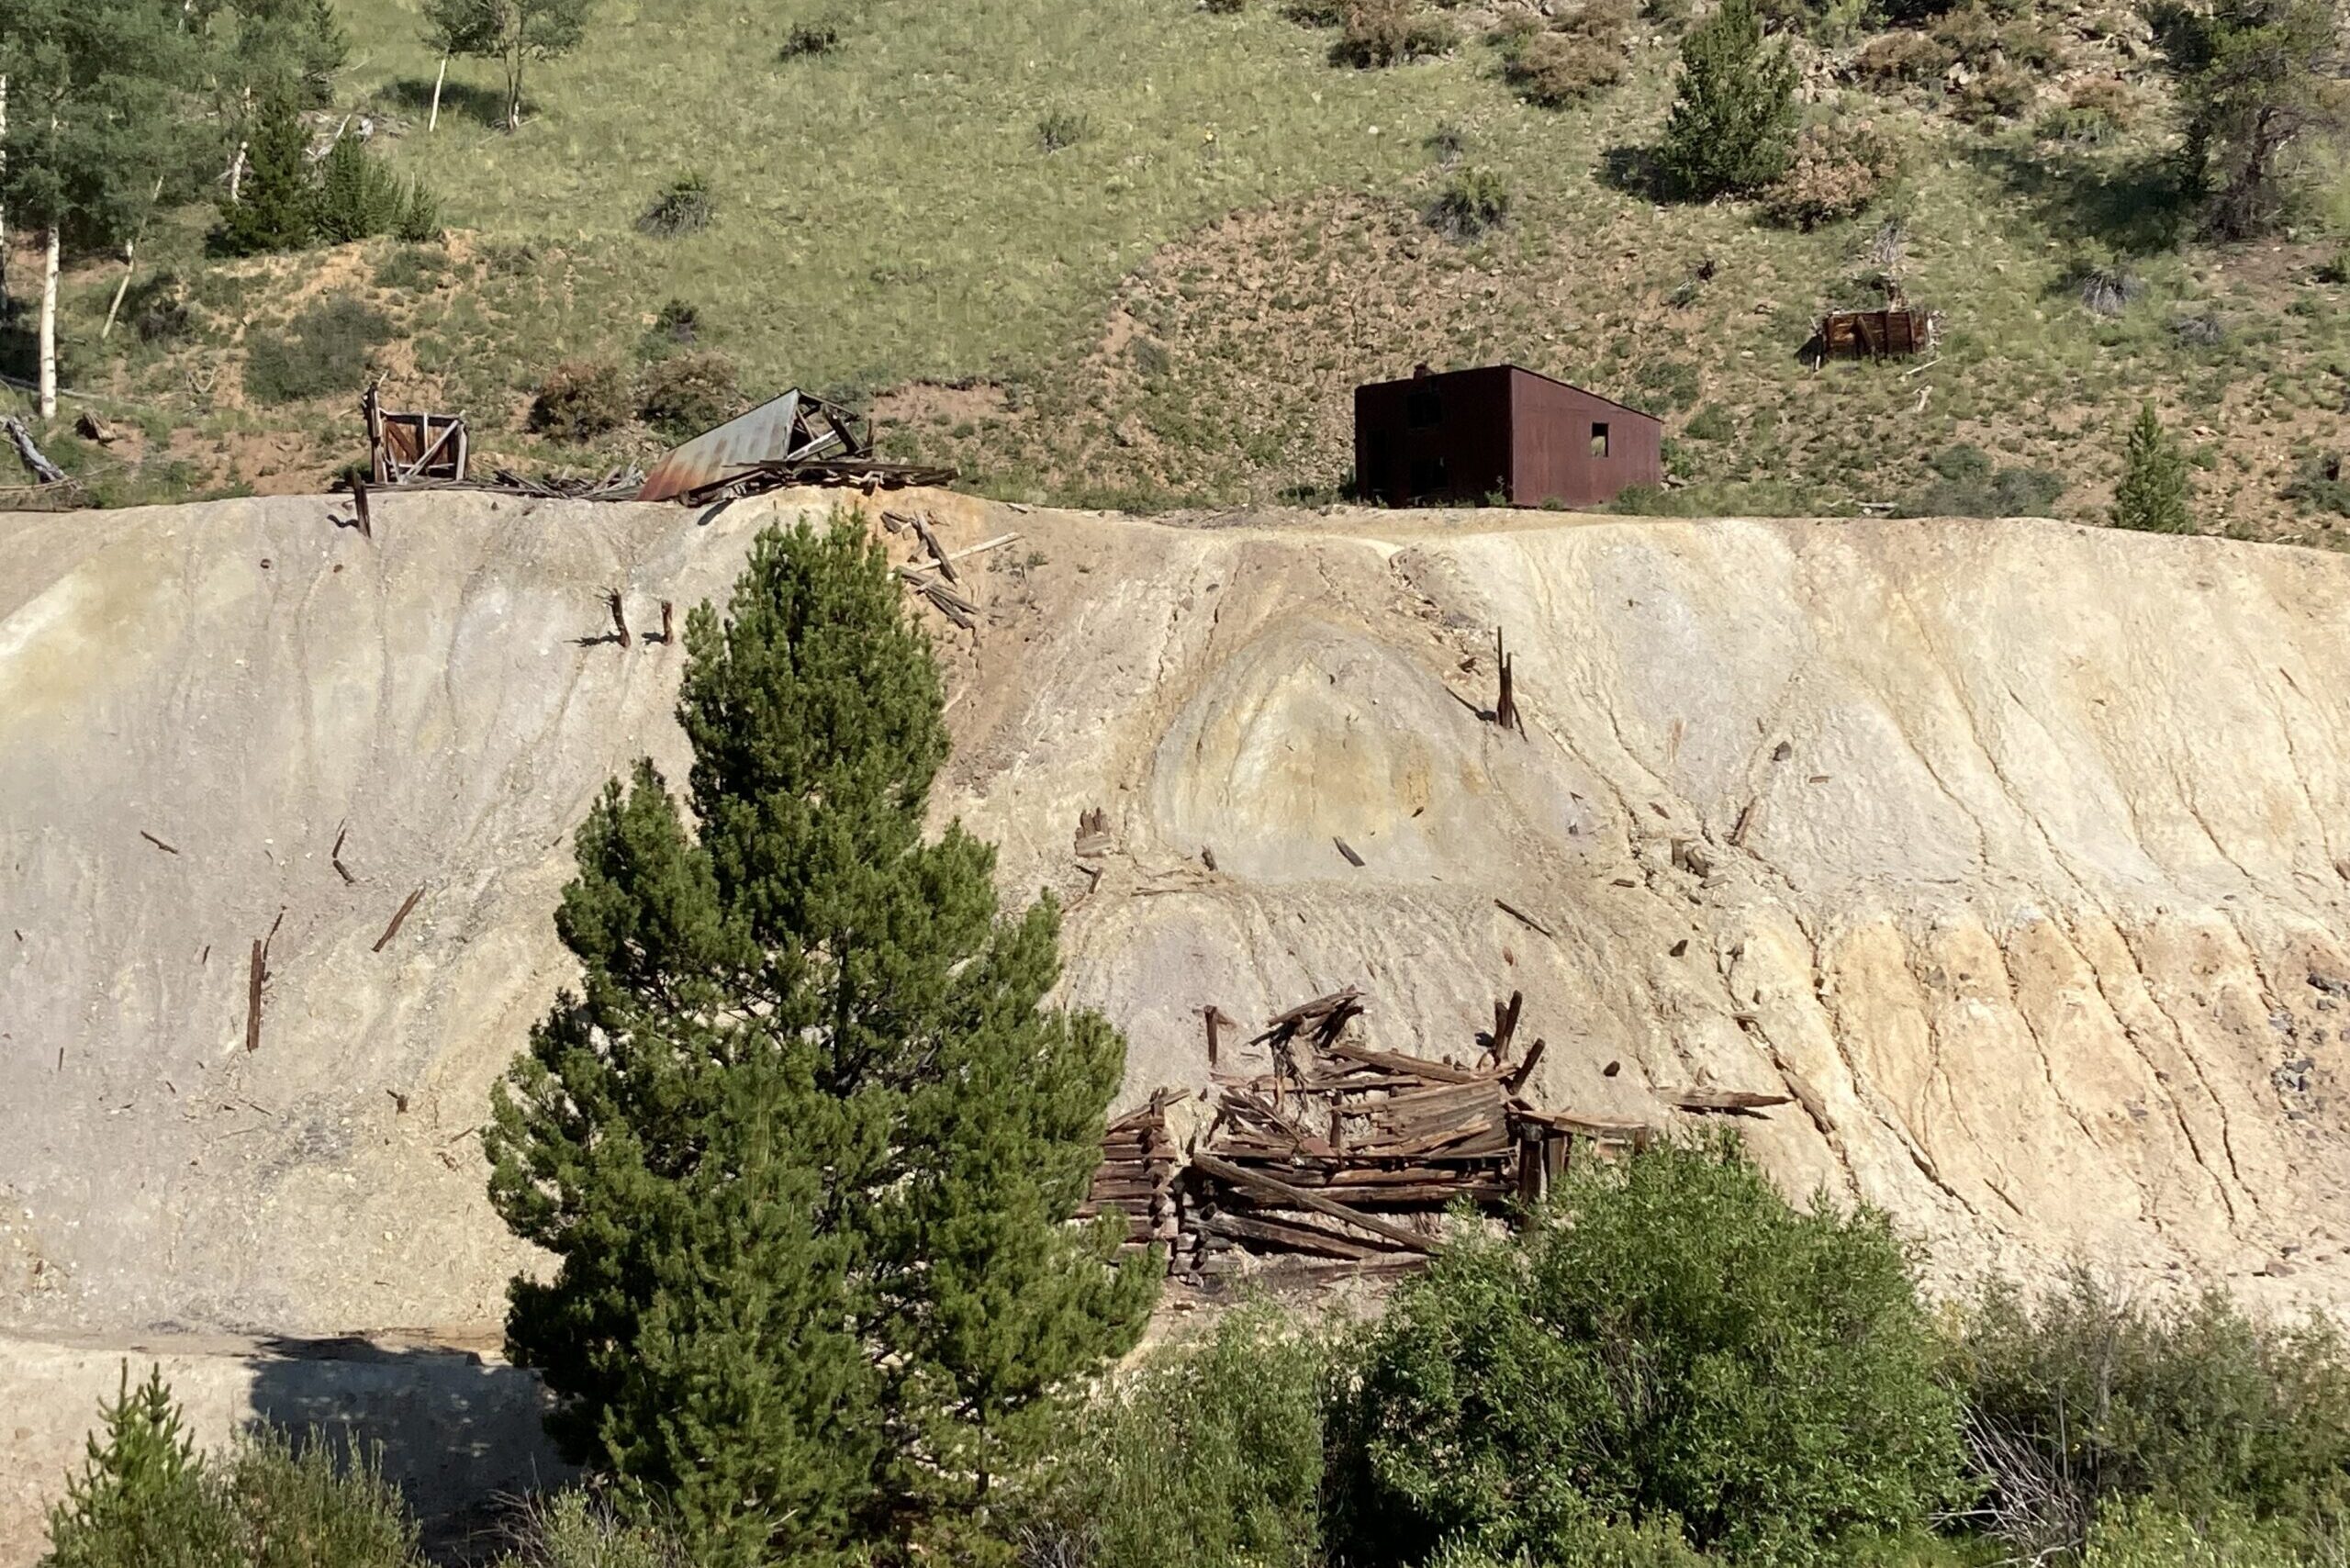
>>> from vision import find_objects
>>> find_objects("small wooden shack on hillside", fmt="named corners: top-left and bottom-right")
top-left (1354, 363), bottom-right (1662, 509)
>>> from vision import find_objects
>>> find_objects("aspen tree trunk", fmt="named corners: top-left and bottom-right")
top-left (0, 74), bottom-right (10, 322)
top-left (429, 55), bottom-right (448, 130)
top-left (39, 225), bottom-right (58, 420)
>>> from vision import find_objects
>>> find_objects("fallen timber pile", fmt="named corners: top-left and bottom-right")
top-left (1084, 987), bottom-right (1658, 1285)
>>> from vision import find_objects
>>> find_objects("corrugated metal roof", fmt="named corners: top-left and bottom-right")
top-left (636, 389), bottom-right (862, 502)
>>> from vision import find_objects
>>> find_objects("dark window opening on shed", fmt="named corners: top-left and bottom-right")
top-left (1590, 422), bottom-right (1610, 458)
top-left (1408, 390), bottom-right (1444, 428)
top-left (1410, 456), bottom-right (1449, 494)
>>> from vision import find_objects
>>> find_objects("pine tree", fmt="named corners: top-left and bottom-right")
top-left (488, 515), bottom-right (1158, 1566)
top-left (214, 87), bottom-right (313, 255)
top-left (2112, 403), bottom-right (2193, 533)
top-left (313, 133), bottom-right (397, 244)
top-left (2156, 0), bottom-right (2349, 238)
top-left (41, 1362), bottom-right (232, 1568)
top-left (1659, 0), bottom-right (1798, 198)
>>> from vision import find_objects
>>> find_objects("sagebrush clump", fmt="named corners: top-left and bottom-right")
top-left (529, 360), bottom-right (633, 440)
top-left (1762, 118), bottom-right (1901, 229)
top-left (635, 349), bottom-right (740, 436)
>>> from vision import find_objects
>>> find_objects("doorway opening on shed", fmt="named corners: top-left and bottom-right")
top-left (1590, 422), bottom-right (1610, 458)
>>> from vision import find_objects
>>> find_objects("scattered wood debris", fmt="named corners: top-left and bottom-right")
top-left (1494, 627), bottom-right (1526, 735)
top-left (606, 590), bottom-right (632, 649)
top-left (1494, 898), bottom-right (1553, 938)
top-left (1660, 1085), bottom-right (1794, 1116)
top-left (330, 822), bottom-right (357, 885)
top-left (1334, 836), bottom-right (1365, 868)
top-left (245, 938), bottom-right (268, 1053)
top-left (373, 887), bottom-right (424, 953)
top-left (140, 830), bottom-right (180, 856)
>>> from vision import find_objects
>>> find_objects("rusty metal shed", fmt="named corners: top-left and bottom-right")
top-left (1353, 364), bottom-right (1662, 510)
top-left (636, 388), bottom-right (866, 502)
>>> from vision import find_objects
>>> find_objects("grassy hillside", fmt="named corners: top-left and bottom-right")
top-left (7, 0), bottom-right (2350, 538)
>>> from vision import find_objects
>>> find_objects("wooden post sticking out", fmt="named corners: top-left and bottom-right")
top-left (245, 938), bottom-right (266, 1053)
top-left (658, 600), bottom-right (675, 644)
top-left (606, 590), bottom-right (632, 649)
top-left (351, 475), bottom-right (373, 541)
top-left (1203, 1005), bottom-right (1237, 1067)
top-left (1494, 627), bottom-right (1524, 735)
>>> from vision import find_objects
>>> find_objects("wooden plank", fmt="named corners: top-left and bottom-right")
top-left (1325, 1040), bottom-right (1490, 1086)
top-left (1192, 1151), bottom-right (1438, 1254)
top-left (1505, 1037), bottom-right (1548, 1093)
top-left (1203, 1209), bottom-right (1382, 1260)
top-left (374, 887), bottom-right (424, 953)
top-left (1661, 1085), bottom-right (1794, 1114)
top-left (245, 938), bottom-right (266, 1053)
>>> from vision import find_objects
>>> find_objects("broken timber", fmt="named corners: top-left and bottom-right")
top-left (1092, 982), bottom-right (1657, 1284)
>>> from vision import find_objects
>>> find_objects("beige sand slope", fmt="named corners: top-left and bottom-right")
top-left (6, 490), bottom-right (2350, 1548)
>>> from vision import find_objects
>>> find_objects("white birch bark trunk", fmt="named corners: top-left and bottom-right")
top-left (430, 55), bottom-right (448, 131)
top-left (39, 225), bottom-right (59, 421)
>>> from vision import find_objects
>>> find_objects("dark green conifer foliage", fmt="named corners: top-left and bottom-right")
top-left (41, 1362), bottom-right (229, 1568)
top-left (214, 88), bottom-right (314, 255)
top-left (2113, 403), bottom-right (2193, 533)
top-left (488, 516), bottom-right (1157, 1566)
top-left (1659, 0), bottom-right (1799, 197)
top-left (314, 134), bottom-right (399, 244)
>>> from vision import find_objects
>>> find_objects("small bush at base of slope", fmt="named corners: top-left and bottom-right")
top-left (529, 360), bottom-right (633, 440)
top-left (1762, 118), bottom-right (1902, 230)
top-left (1326, 1134), bottom-right (1966, 1567)
top-left (636, 350), bottom-right (739, 437)
top-left (1021, 1305), bottom-right (1328, 1568)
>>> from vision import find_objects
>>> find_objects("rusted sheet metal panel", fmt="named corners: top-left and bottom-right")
top-left (1353, 363), bottom-right (1661, 510)
top-left (1506, 367), bottom-right (1661, 509)
top-left (638, 390), bottom-right (864, 502)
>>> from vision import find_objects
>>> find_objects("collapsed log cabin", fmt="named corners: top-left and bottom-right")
top-left (1082, 984), bottom-right (1658, 1286)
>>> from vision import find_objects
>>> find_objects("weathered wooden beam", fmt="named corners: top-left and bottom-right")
top-left (374, 887), bottom-right (423, 953)
top-left (1191, 1151), bottom-right (1438, 1255)
top-left (245, 938), bottom-right (266, 1053)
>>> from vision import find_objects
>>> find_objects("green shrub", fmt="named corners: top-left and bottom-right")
top-left (315, 136), bottom-right (403, 245)
top-left (1953, 1270), bottom-right (2350, 1556)
top-left (1427, 167), bottom-right (1511, 237)
top-left (638, 173), bottom-right (714, 238)
top-left (778, 19), bottom-right (841, 58)
top-left (243, 296), bottom-right (391, 405)
top-left (1037, 108), bottom-right (1093, 152)
top-left (2081, 1502), bottom-right (2315, 1568)
top-left (1660, 0), bottom-right (1799, 196)
top-left (125, 274), bottom-right (192, 345)
top-left (2112, 404), bottom-right (2192, 532)
top-left (1335, 0), bottom-right (1455, 63)
top-left (1326, 1136), bottom-right (1965, 1566)
top-left (1762, 118), bottom-right (1902, 228)
top-left (1896, 444), bottom-right (2063, 516)
top-left (1424, 1518), bottom-right (1709, 1568)
top-left (214, 89), bottom-right (316, 257)
top-left (637, 349), bottom-right (740, 436)
top-left (529, 360), bottom-right (633, 440)
top-left (1952, 62), bottom-right (2035, 122)
top-left (1507, 29), bottom-right (1628, 106)
top-left (392, 179), bottom-right (444, 244)
top-left (1856, 29), bottom-right (1956, 84)
top-left (42, 1363), bottom-right (223, 1568)
top-left (644, 297), bottom-right (706, 354)
top-left (1204, 0), bottom-right (1248, 12)
top-left (41, 1364), bottom-right (420, 1568)
top-left (1025, 1306), bottom-right (1327, 1568)
top-left (487, 1490), bottom-right (690, 1568)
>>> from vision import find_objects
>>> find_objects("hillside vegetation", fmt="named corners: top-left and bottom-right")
top-left (6, 0), bottom-right (2350, 535)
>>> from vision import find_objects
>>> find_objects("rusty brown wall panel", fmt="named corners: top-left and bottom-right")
top-left (1504, 369), bottom-right (1662, 509)
top-left (1353, 366), bottom-right (1515, 505)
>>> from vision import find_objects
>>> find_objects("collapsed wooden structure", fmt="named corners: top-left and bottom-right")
top-left (1813, 307), bottom-right (1934, 362)
top-left (363, 384), bottom-right (469, 484)
top-left (1083, 986), bottom-right (1658, 1285)
top-left (636, 388), bottom-right (957, 504)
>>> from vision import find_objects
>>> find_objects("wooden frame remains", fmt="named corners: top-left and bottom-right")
top-left (364, 383), bottom-right (469, 485)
